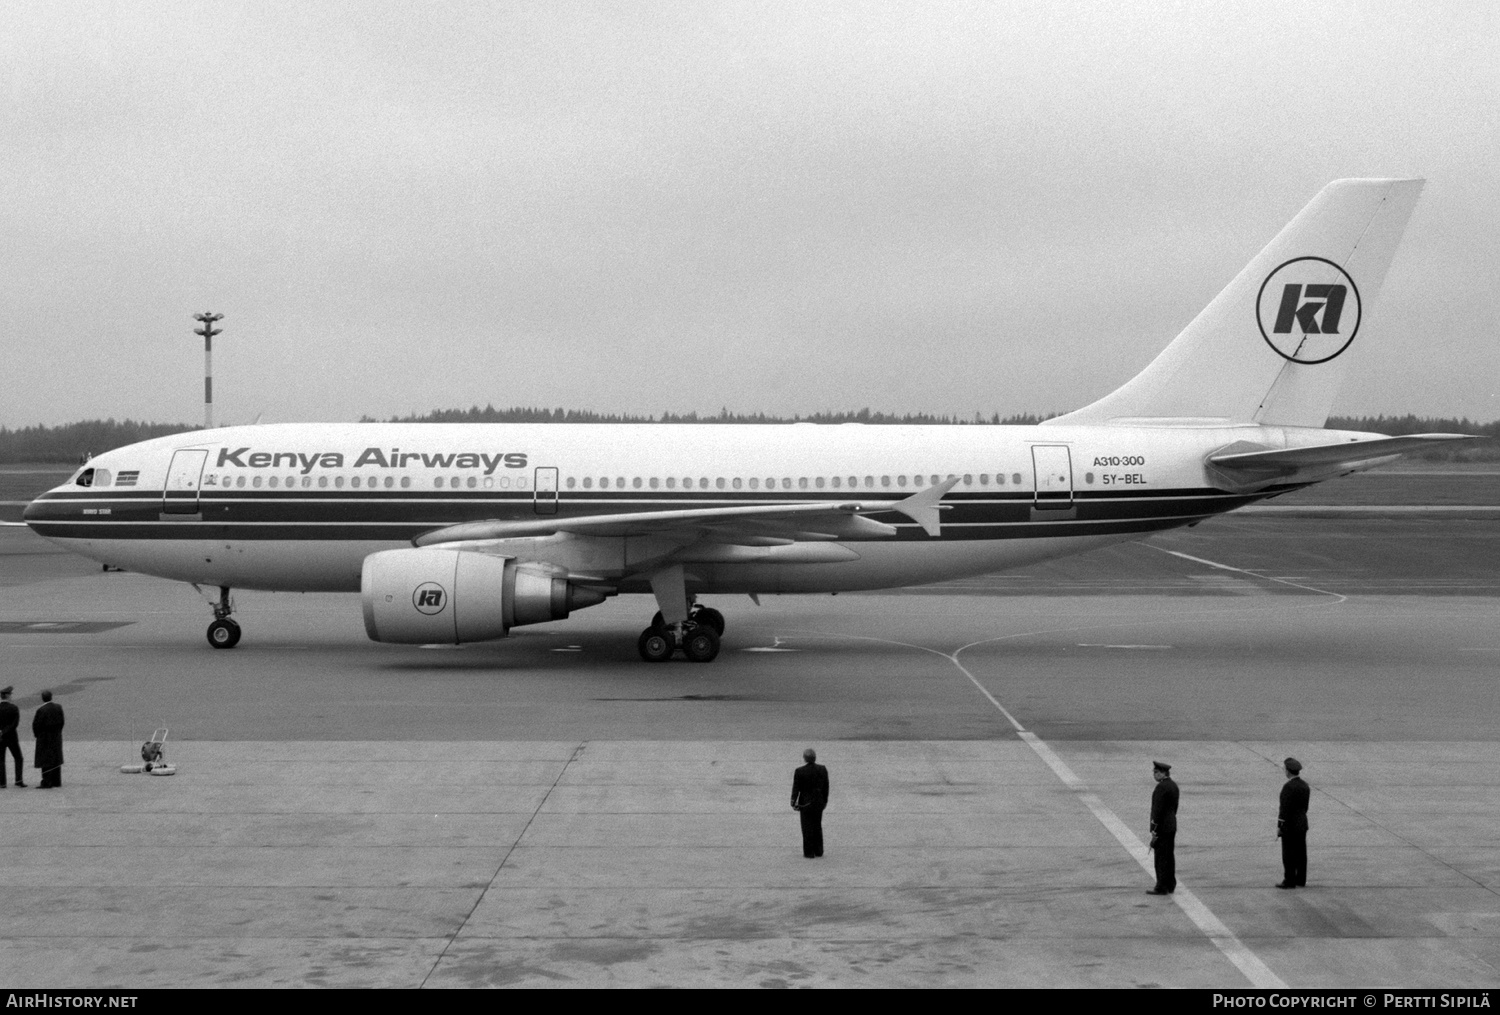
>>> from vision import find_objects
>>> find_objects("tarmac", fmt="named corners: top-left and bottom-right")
top-left (1, 508), bottom-right (1498, 988)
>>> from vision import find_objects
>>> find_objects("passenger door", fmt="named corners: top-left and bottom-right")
top-left (162, 449), bottom-right (209, 515)
top-left (1030, 445), bottom-right (1074, 510)
top-left (533, 466), bottom-right (559, 515)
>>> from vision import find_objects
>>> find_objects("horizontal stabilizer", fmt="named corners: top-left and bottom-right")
top-left (1206, 433), bottom-right (1480, 491)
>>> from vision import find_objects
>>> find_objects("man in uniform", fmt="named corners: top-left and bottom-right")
top-left (790, 748), bottom-right (830, 858)
top-left (1277, 757), bottom-right (1310, 888)
top-left (32, 690), bottom-right (64, 789)
top-left (0, 686), bottom-right (24, 787)
top-left (1147, 760), bottom-right (1178, 895)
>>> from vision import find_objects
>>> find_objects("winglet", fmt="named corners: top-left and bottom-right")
top-left (891, 476), bottom-right (960, 537)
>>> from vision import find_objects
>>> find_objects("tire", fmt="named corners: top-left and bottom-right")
top-left (681, 625), bottom-right (720, 663)
top-left (638, 626), bottom-right (675, 662)
top-left (207, 618), bottom-right (240, 649)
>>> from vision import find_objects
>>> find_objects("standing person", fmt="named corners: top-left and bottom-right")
top-left (0, 686), bottom-right (24, 788)
top-left (1147, 760), bottom-right (1178, 895)
top-left (32, 690), bottom-right (64, 789)
top-left (790, 748), bottom-right (830, 859)
top-left (1277, 757), bottom-right (1310, 888)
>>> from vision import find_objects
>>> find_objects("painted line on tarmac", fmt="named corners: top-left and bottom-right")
top-left (780, 624), bottom-right (1287, 988)
top-left (419, 741), bottom-right (586, 987)
top-left (1143, 545), bottom-right (1348, 603)
top-left (945, 648), bottom-right (1287, 990)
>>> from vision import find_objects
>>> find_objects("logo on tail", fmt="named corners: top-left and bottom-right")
top-left (1256, 256), bottom-right (1362, 364)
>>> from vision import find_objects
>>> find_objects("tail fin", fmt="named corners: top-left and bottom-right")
top-left (1048, 179), bottom-right (1424, 427)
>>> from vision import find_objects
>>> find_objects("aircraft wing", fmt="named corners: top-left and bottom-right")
top-left (412, 478), bottom-right (958, 547)
top-left (1206, 433), bottom-right (1480, 491)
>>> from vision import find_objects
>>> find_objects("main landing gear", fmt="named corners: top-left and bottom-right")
top-left (638, 605), bottom-right (726, 663)
top-left (204, 586), bottom-right (241, 649)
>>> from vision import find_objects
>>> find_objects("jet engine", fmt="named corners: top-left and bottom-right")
top-left (361, 548), bottom-right (606, 644)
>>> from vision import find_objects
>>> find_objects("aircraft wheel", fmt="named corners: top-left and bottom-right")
top-left (694, 607), bottom-right (725, 636)
top-left (638, 626), bottom-right (675, 662)
top-left (207, 618), bottom-right (241, 649)
top-left (681, 625), bottom-right (720, 663)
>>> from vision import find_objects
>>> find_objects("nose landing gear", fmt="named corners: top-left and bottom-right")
top-left (201, 585), bottom-right (241, 649)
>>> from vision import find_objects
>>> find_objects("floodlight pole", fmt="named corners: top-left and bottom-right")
top-left (193, 313), bottom-right (224, 428)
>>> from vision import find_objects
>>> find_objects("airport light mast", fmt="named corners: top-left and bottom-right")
top-left (192, 313), bottom-right (224, 429)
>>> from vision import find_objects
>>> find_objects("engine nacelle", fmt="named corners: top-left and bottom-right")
top-left (361, 548), bottom-right (606, 644)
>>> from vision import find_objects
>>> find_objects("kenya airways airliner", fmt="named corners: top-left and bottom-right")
top-left (24, 179), bottom-right (1473, 662)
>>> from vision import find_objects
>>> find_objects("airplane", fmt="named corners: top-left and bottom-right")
top-left (23, 178), bottom-right (1476, 662)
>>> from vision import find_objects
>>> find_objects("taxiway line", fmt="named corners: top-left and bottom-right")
top-left (943, 646), bottom-right (1287, 989)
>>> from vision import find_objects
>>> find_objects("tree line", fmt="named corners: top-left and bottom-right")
top-left (2, 410), bottom-right (1495, 464)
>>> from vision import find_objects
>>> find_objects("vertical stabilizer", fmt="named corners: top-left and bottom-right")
top-left (1048, 179), bottom-right (1423, 427)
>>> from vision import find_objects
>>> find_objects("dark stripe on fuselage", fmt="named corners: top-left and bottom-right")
top-left (24, 486), bottom-right (1290, 542)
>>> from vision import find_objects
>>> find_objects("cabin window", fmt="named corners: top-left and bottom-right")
top-left (615, 477), bottom-right (624, 488)
top-left (582, 477), bottom-right (593, 489)
top-left (434, 477), bottom-right (444, 488)
top-left (400, 476), bottom-right (410, 489)
top-left (650, 477), bottom-right (660, 489)
top-left (748, 478), bottom-right (759, 490)
top-left (781, 478), bottom-right (791, 490)
top-left (932, 474), bottom-right (941, 485)
top-left (467, 476), bottom-right (477, 489)
top-left (881, 476), bottom-right (891, 487)
top-left (385, 476), bottom-right (395, 488)
top-left (964, 474), bottom-right (973, 485)
top-left (732, 478), bottom-right (742, 490)
top-left (716, 478), bottom-right (726, 489)
top-left (516, 475), bottom-right (528, 489)
top-left (287, 475), bottom-right (297, 487)
top-left (1085, 472), bottom-right (1095, 484)
top-left (268, 476), bottom-right (279, 489)
top-left (1012, 473), bottom-right (1022, 485)
top-left (236, 476), bottom-right (246, 488)
top-left (698, 478), bottom-right (708, 489)
top-left (566, 477), bottom-right (576, 489)
top-left (633, 477), bottom-right (643, 489)
top-left (665, 477), bottom-right (675, 489)
top-left (897, 475), bottom-right (907, 487)
top-left (830, 476), bottom-right (840, 488)
top-left (815, 477), bottom-right (825, 489)
top-left (913, 475), bottom-right (924, 487)
top-left (318, 476), bottom-right (328, 488)
top-left (864, 476), bottom-right (874, 487)
top-left (498, 476), bottom-right (511, 489)
top-left (798, 477), bottom-right (808, 490)
top-left (350, 476), bottom-right (360, 489)
top-left (979, 474), bottom-right (989, 485)
top-left (332, 476), bottom-right (343, 488)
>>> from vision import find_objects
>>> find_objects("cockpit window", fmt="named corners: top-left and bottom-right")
top-left (75, 468), bottom-right (94, 487)
top-left (91, 469), bottom-right (111, 487)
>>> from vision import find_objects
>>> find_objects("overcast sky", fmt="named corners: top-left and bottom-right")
top-left (3, 1), bottom-right (1497, 428)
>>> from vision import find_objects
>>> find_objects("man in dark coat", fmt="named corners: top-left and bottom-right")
top-left (1277, 757), bottom-right (1310, 888)
top-left (790, 748), bottom-right (830, 858)
top-left (32, 690), bottom-right (64, 789)
top-left (1147, 760), bottom-right (1179, 895)
top-left (0, 686), bottom-right (24, 787)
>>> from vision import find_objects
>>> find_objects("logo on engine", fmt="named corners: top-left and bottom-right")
top-left (412, 582), bottom-right (447, 615)
top-left (1256, 256), bottom-right (1361, 364)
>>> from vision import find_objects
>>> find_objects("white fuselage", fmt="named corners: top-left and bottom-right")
top-left (25, 421), bottom-right (1316, 595)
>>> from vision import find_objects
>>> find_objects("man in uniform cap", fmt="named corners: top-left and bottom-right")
top-left (32, 690), bottom-right (64, 788)
top-left (1147, 760), bottom-right (1179, 894)
top-left (1277, 757), bottom-right (1310, 888)
top-left (0, 687), bottom-right (24, 788)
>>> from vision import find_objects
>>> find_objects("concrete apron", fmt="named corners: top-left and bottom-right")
top-left (1, 740), bottom-right (1497, 988)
